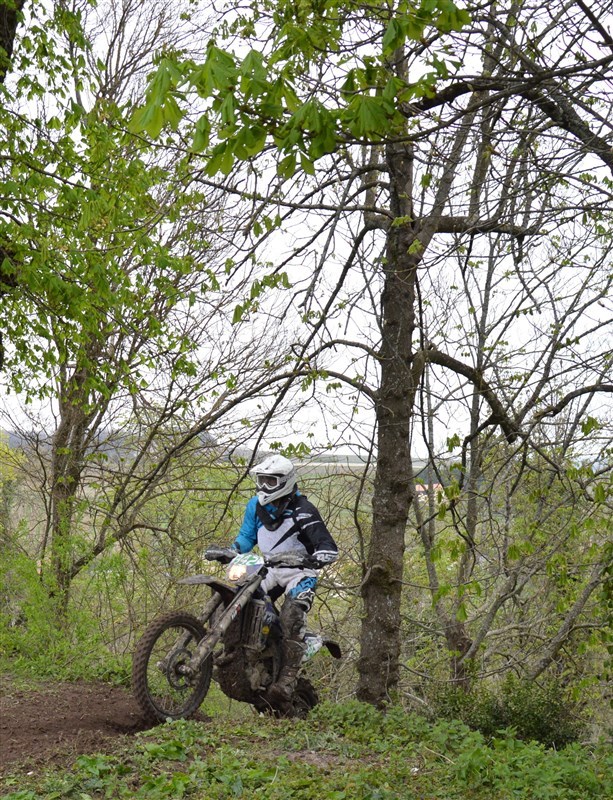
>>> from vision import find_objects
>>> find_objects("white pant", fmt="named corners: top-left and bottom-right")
top-left (260, 566), bottom-right (317, 597)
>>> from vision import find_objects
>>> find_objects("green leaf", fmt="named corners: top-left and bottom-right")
top-left (240, 49), bottom-right (267, 82)
top-left (507, 543), bottom-right (521, 560)
top-left (129, 103), bottom-right (164, 138)
top-left (406, 13), bottom-right (429, 41)
top-left (234, 125), bottom-right (267, 159)
top-left (162, 95), bottom-right (185, 130)
top-left (345, 93), bottom-right (396, 139)
top-left (277, 152), bottom-right (297, 178)
top-left (300, 153), bottom-right (315, 175)
top-left (382, 18), bottom-right (406, 56)
top-left (204, 45), bottom-right (238, 92)
top-left (433, 582), bottom-right (451, 601)
top-left (581, 415), bottom-right (600, 435)
top-left (446, 433), bottom-right (461, 451)
top-left (436, 2), bottom-right (472, 33)
top-left (444, 480), bottom-right (460, 500)
top-left (219, 91), bottom-right (236, 127)
top-left (341, 69), bottom-right (358, 99)
top-left (192, 116), bottom-right (211, 152)
top-left (205, 142), bottom-right (235, 176)
top-left (221, 145), bottom-right (236, 174)
top-left (232, 303), bottom-right (246, 324)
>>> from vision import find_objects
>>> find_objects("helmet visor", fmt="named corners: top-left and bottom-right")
top-left (255, 474), bottom-right (284, 492)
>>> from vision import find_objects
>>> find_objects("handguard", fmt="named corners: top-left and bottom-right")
top-left (204, 546), bottom-right (236, 564)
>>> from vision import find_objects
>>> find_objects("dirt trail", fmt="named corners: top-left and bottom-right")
top-left (0, 677), bottom-right (151, 773)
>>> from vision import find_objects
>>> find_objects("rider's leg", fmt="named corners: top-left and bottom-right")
top-left (267, 580), bottom-right (316, 703)
top-left (268, 598), bottom-right (306, 702)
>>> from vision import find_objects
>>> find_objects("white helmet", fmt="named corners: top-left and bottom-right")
top-left (251, 455), bottom-right (297, 506)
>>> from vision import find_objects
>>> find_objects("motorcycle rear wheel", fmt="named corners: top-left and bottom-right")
top-left (261, 676), bottom-right (319, 719)
top-left (132, 611), bottom-right (212, 724)
top-left (291, 676), bottom-right (319, 718)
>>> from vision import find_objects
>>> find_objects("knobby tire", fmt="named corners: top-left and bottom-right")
top-left (132, 611), bottom-right (212, 724)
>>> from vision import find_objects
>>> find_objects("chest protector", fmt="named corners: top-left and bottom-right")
top-left (255, 496), bottom-right (308, 555)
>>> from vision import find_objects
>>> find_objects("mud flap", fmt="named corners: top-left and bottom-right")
top-left (323, 639), bottom-right (342, 659)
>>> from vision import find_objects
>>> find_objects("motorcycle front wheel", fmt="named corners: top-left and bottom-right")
top-left (132, 611), bottom-right (212, 724)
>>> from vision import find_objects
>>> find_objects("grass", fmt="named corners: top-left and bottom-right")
top-left (1, 700), bottom-right (611, 800)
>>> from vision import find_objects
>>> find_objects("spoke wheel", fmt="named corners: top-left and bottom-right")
top-left (132, 611), bottom-right (212, 724)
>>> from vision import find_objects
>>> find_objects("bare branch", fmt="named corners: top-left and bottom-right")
top-left (423, 347), bottom-right (521, 443)
top-left (534, 384), bottom-right (613, 419)
top-left (528, 559), bottom-right (608, 681)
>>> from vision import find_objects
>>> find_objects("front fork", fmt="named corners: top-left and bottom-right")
top-left (197, 593), bottom-right (224, 628)
top-left (184, 577), bottom-right (263, 676)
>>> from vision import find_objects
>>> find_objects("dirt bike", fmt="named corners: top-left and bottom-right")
top-left (132, 548), bottom-right (341, 723)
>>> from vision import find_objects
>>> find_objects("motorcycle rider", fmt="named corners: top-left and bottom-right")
top-left (228, 455), bottom-right (338, 706)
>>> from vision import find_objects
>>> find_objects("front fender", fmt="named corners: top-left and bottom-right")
top-left (178, 575), bottom-right (238, 605)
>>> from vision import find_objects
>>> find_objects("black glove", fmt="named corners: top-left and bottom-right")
top-left (308, 551), bottom-right (338, 569)
top-left (204, 546), bottom-right (236, 564)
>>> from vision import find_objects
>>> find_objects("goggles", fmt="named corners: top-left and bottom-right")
top-left (255, 473), bottom-right (284, 491)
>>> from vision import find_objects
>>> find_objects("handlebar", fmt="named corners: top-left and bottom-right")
top-left (204, 547), bottom-right (321, 570)
top-left (266, 551), bottom-right (319, 569)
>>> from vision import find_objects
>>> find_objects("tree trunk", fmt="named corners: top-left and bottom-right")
top-left (356, 136), bottom-right (421, 705)
top-left (48, 368), bottom-right (92, 616)
top-left (0, 0), bottom-right (24, 84)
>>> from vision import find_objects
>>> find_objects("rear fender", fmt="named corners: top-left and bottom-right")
top-left (323, 639), bottom-right (342, 659)
top-left (302, 633), bottom-right (342, 662)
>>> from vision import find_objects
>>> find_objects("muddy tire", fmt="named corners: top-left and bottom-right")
top-left (264, 676), bottom-right (319, 719)
top-left (291, 676), bottom-right (319, 718)
top-left (132, 611), bottom-right (212, 724)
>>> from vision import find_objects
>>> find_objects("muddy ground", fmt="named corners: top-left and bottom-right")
top-left (0, 676), bottom-right (151, 775)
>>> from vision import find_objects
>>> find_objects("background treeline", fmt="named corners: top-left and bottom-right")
top-left (1, 437), bottom-right (610, 746)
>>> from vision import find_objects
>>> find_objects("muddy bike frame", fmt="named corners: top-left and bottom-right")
top-left (179, 571), bottom-right (266, 678)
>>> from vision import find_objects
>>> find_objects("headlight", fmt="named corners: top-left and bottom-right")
top-left (225, 552), bottom-right (264, 582)
top-left (227, 563), bottom-right (248, 581)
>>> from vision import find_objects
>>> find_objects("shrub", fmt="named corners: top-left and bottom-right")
top-left (0, 550), bottom-right (131, 685)
top-left (429, 674), bottom-right (585, 747)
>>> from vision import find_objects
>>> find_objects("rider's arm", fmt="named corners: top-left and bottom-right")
top-left (232, 496), bottom-right (259, 554)
top-left (295, 498), bottom-right (338, 567)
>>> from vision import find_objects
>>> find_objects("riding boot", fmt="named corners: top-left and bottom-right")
top-left (267, 639), bottom-right (306, 704)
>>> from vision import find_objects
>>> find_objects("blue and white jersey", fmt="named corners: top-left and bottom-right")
top-left (232, 493), bottom-right (338, 565)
